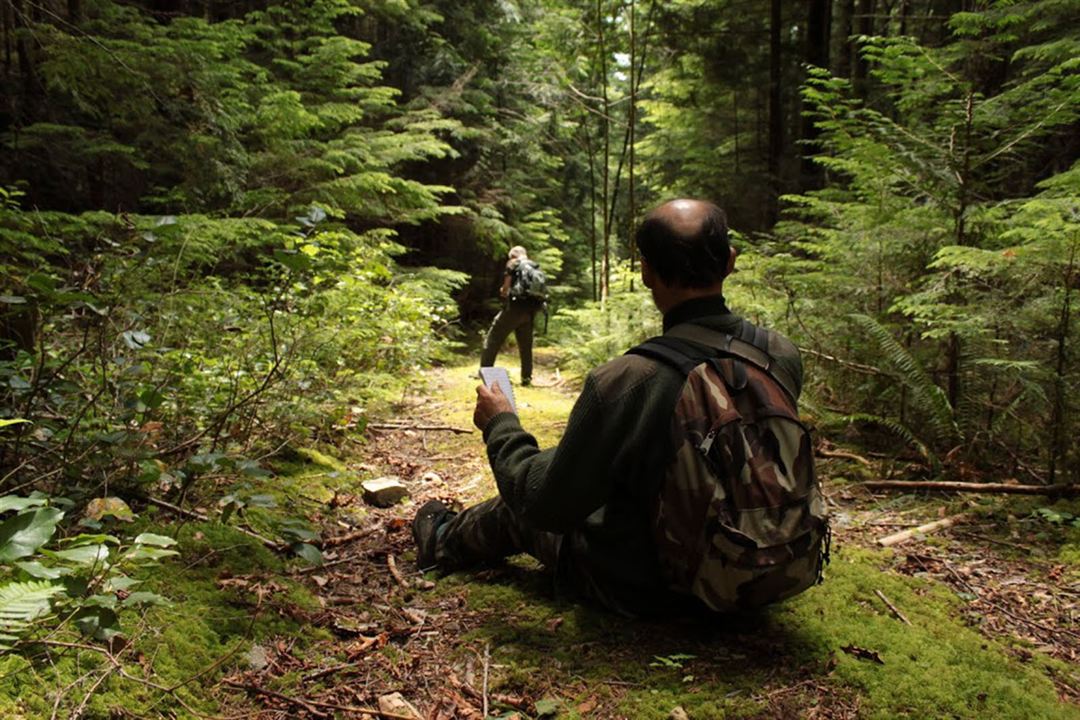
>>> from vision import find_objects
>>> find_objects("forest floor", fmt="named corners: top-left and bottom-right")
top-left (204, 348), bottom-right (1080, 720)
top-left (6, 350), bottom-right (1079, 719)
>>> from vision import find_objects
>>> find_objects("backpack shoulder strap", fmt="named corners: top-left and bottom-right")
top-left (627, 337), bottom-right (705, 376)
top-left (660, 322), bottom-right (800, 403)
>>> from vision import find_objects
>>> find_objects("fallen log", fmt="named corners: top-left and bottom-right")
top-left (861, 480), bottom-right (1079, 497)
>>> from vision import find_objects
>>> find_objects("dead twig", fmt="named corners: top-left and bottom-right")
top-left (320, 525), bottom-right (380, 549)
top-left (293, 553), bottom-right (358, 575)
top-left (367, 422), bottom-right (473, 434)
top-left (71, 665), bottom-right (119, 720)
top-left (144, 496), bottom-right (282, 550)
top-left (878, 514), bottom-right (967, 547)
top-left (874, 589), bottom-right (912, 625)
top-left (301, 661), bottom-right (361, 683)
top-left (387, 553), bottom-right (407, 588)
top-left (861, 480), bottom-right (1079, 497)
top-left (223, 681), bottom-right (330, 719)
top-left (222, 681), bottom-right (415, 719)
top-left (482, 642), bottom-right (491, 719)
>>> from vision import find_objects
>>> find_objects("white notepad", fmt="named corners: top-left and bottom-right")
top-left (478, 367), bottom-right (517, 413)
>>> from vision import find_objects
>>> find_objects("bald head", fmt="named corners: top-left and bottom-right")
top-left (636, 199), bottom-right (730, 288)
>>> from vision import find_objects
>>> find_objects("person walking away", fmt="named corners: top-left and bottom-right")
top-left (480, 246), bottom-right (547, 386)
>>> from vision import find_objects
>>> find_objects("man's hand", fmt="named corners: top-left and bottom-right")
top-left (474, 381), bottom-right (514, 431)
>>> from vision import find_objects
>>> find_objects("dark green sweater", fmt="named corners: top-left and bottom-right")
top-left (481, 295), bottom-right (803, 613)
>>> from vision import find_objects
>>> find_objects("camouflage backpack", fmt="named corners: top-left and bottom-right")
top-left (628, 322), bottom-right (830, 612)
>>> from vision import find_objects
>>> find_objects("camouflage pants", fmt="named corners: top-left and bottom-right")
top-left (479, 301), bottom-right (537, 382)
top-left (435, 496), bottom-right (561, 571)
top-left (434, 497), bottom-right (681, 616)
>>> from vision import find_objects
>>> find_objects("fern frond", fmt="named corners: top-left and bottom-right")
top-left (0, 580), bottom-right (64, 651)
top-left (831, 413), bottom-right (937, 467)
top-left (850, 314), bottom-right (958, 446)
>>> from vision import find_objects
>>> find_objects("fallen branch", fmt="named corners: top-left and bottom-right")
top-left (144, 496), bottom-right (283, 550)
top-left (878, 514), bottom-right (967, 547)
top-left (368, 422), bottom-right (473, 434)
top-left (222, 681), bottom-right (329, 718)
top-left (873, 589), bottom-right (912, 625)
top-left (224, 681), bottom-right (418, 719)
top-left (302, 661), bottom-right (361, 683)
top-left (799, 347), bottom-right (885, 376)
top-left (861, 480), bottom-right (1079, 497)
top-left (817, 447), bottom-right (872, 466)
top-left (320, 524), bottom-right (380, 548)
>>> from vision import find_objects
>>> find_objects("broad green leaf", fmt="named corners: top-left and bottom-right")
top-left (61, 533), bottom-right (120, 546)
top-left (534, 697), bottom-right (561, 717)
top-left (122, 591), bottom-right (170, 607)
top-left (0, 419), bottom-right (29, 429)
top-left (104, 575), bottom-right (140, 592)
top-left (246, 494), bottom-right (277, 508)
top-left (14, 561), bottom-right (69, 579)
top-left (238, 460), bottom-right (272, 478)
top-left (0, 508), bottom-right (63, 562)
top-left (0, 495), bottom-right (47, 513)
top-left (125, 546), bottom-right (179, 562)
top-left (133, 533), bottom-right (177, 547)
top-left (84, 593), bottom-right (118, 609)
top-left (280, 525), bottom-right (317, 542)
top-left (121, 330), bottom-right (151, 349)
top-left (48, 544), bottom-right (110, 565)
top-left (292, 542), bottom-right (323, 566)
top-left (73, 606), bottom-right (121, 642)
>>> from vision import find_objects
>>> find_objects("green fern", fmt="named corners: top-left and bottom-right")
top-left (0, 580), bottom-right (64, 651)
top-left (832, 413), bottom-right (936, 466)
top-left (851, 314), bottom-right (958, 447)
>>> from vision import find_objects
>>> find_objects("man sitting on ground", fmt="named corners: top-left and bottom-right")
top-left (414, 199), bottom-right (824, 616)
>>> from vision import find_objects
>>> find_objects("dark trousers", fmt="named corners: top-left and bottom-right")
top-left (434, 496), bottom-right (668, 616)
top-left (480, 301), bottom-right (537, 381)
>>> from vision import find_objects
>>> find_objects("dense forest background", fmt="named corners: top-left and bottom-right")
top-left (0, 0), bottom-right (1078, 711)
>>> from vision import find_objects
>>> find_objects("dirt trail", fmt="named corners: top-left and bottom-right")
top-left (225, 361), bottom-right (1080, 719)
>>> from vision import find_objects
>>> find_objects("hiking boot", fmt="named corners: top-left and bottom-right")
top-left (412, 500), bottom-right (453, 571)
top-left (521, 377), bottom-right (532, 387)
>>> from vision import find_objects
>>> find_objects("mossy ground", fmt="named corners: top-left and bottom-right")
top-left (2, 350), bottom-right (1077, 718)
top-left (416, 356), bottom-right (1079, 719)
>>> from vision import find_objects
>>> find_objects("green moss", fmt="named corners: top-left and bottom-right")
top-left (0, 521), bottom-right (326, 718)
top-left (429, 544), bottom-right (1080, 720)
top-left (769, 547), bottom-right (1079, 720)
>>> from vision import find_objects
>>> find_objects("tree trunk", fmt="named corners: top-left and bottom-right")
top-left (853, 0), bottom-right (874, 98)
top-left (584, 120), bottom-right (598, 302)
top-left (767, 0), bottom-right (783, 225)
top-left (627, 0), bottom-right (637, 282)
top-left (835, 0), bottom-right (854, 78)
top-left (800, 0), bottom-right (831, 186)
top-left (1048, 242), bottom-right (1076, 483)
top-left (597, 0), bottom-right (610, 301)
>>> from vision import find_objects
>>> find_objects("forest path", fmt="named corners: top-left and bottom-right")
top-left (231, 353), bottom-right (1080, 720)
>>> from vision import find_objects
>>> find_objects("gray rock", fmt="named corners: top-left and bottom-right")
top-left (245, 644), bottom-right (269, 671)
top-left (669, 707), bottom-right (690, 720)
top-left (361, 476), bottom-right (409, 507)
